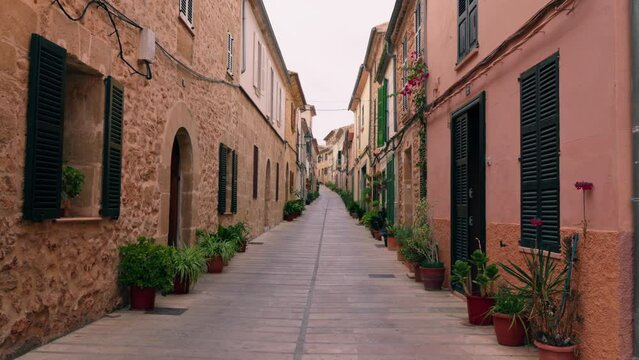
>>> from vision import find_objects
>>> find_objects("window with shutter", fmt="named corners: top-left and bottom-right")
top-left (520, 53), bottom-right (560, 252)
top-left (253, 146), bottom-right (259, 199)
top-left (218, 143), bottom-right (228, 214)
top-left (415, 1), bottom-right (422, 55)
top-left (101, 77), bottom-right (124, 219)
top-left (231, 150), bottom-right (238, 213)
top-left (458, 0), bottom-right (478, 61)
top-left (24, 34), bottom-right (67, 221)
top-left (377, 82), bottom-right (387, 147)
top-left (179, 0), bottom-right (194, 29)
top-left (402, 35), bottom-right (408, 111)
top-left (227, 33), bottom-right (234, 75)
top-left (275, 162), bottom-right (280, 201)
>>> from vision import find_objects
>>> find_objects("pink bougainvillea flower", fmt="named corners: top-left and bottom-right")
top-left (530, 218), bottom-right (543, 227)
top-left (575, 181), bottom-right (594, 191)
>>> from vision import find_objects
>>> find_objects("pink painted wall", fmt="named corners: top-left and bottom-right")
top-left (419, 0), bottom-right (633, 359)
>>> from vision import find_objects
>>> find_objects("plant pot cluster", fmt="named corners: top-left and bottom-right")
top-left (283, 199), bottom-right (305, 221)
top-left (118, 223), bottom-right (250, 311)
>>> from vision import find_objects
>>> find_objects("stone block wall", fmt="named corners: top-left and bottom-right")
top-left (0, 0), bottom-right (290, 357)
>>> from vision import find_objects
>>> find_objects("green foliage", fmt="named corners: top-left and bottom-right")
top-left (386, 225), bottom-right (398, 237)
top-left (196, 232), bottom-right (225, 258)
top-left (500, 235), bottom-right (579, 346)
top-left (306, 191), bottom-right (319, 204)
top-left (451, 248), bottom-right (500, 297)
top-left (419, 259), bottom-right (444, 269)
top-left (284, 200), bottom-right (305, 216)
top-left (61, 165), bottom-right (85, 200)
top-left (394, 226), bottom-right (413, 247)
top-left (490, 287), bottom-right (527, 316)
top-left (221, 241), bottom-right (236, 262)
top-left (361, 210), bottom-right (377, 228)
top-left (172, 246), bottom-right (206, 285)
top-left (411, 199), bottom-right (439, 264)
top-left (118, 236), bottom-right (174, 295)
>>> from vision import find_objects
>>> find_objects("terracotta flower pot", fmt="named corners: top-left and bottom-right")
top-left (493, 313), bottom-right (526, 346)
top-left (413, 264), bottom-right (422, 282)
top-left (466, 295), bottom-right (495, 325)
top-left (172, 276), bottom-right (191, 295)
top-left (420, 267), bottom-right (445, 291)
top-left (207, 255), bottom-right (224, 273)
top-left (130, 286), bottom-right (155, 310)
top-left (372, 230), bottom-right (382, 241)
top-left (387, 237), bottom-right (398, 251)
top-left (534, 340), bottom-right (577, 360)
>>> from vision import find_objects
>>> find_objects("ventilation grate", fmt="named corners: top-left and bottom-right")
top-left (250, 241), bottom-right (264, 245)
top-left (368, 274), bottom-right (395, 278)
top-left (145, 307), bottom-right (187, 316)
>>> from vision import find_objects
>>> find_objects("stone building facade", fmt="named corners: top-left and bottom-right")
top-left (0, 0), bottom-right (315, 357)
top-left (359, 1), bottom-right (635, 359)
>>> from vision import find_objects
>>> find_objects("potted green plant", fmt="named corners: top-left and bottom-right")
top-left (386, 225), bottom-right (398, 250)
top-left (501, 232), bottom-right (579, 359)
top-left (411, 199), bottom-right (445, 290)
top-left (118, 236), bottom-right (173, 310)
top-left (221, 241), bottom-right (236, 266)
top-left (489, 287), bottom-right (528, 346)
top-left (171, 246), bottom-right (206, 294)
top-left (197, 232), bottom-right (225, 273)
top-left (451, 247), bottom-right (500, 325)
top-left (231, 222), bottom-right (249, 252)
top-left (60, 165), bottom-right (85, 217)
top-left (395, 226), bottom-right (413, 262)
top-left (283, 201), bottom-right (297, 221)
top-left (399, 238), bottom-right (425, 282)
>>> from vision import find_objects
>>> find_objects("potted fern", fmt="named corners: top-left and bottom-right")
top-left (386, 225), bottom-right (398, 250)
top-left (118, 237), bottom-right (173, 310)
top-left (197, 231), bottom-right (225, 273)
top-left (489, 287), bottom-right (528, 346)
top-left (451, 247), bottom-right (500, 325)
top-left (412, 199), bottom-right (445, 291)
top-left (171, 246), bottom-right (206, 294)
top-left (60, 165), bottom-right (85, 217)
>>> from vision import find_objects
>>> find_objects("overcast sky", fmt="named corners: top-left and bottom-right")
top-left (262, 1), bottom-right (395, 145)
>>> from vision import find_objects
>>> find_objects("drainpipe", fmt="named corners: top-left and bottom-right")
top-left (632, 1), bottom-right (639, 358)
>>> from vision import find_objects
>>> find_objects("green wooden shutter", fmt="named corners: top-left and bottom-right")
top-left (218, 143), bottom-right (227, 214)
top-left (101, 77), bottom-right (124, 219)
top-left (457, 0), bottom-right (468, 60)
top-left (520, 53), bottom-right (559, 251)
top-left (231, 150), bottom-right (238, 213)
top-left (377, 87), bottom-right (384, 147)
top-left (24, 34), bottom-right (67, 221)
top-left (468, 0), bottom-right (478, 50)
top-left (383, 79), bottom-right (388, 143)
top-left (386, 156), bottom-right (395, 225)
top-left (453, 113), bottom-right (469, 261)
top-left (252, 146), bottom-right (259, 199)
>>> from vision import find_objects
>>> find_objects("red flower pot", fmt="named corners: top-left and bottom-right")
top-left (534, 340), bottom-right (577, 360)
top-left (387, 237), bottom-right (398, 251)
top-left (466, 295), bottom-right (495, 325)
top-left (130, 286), bottom-right (155, 310)
top-left (493, 313), bottom-right (526, 346)
top-left (284, 214), bottom-right (294, 221)
top-left (420, 267), bottom-right (445, 291)
top-left (413, 264), bottom-right (422, 282)
top-left (237, 243), bottom-right (247, 253)
top-left (372, 230), bottom-right (382, 241)
top-left (207, 255), bottom-right (224, 273)
top-left (172, 277), bottom-right (191, 295)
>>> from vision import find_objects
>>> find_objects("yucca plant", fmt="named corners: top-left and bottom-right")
top-left (172, 246), bottom-right (206, 285)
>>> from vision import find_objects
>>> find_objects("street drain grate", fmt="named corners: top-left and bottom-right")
top-left (368, 274), bottom-right (395, 278)
top-left (145, 307), bottom-right (187, 316)
top-left (374, 244), bottom-right (386, 248)
top-left (250, 242), bottom-right (264, 245)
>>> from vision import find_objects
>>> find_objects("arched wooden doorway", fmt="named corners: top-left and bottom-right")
top-left (168, 128), bottom-right (194, 247)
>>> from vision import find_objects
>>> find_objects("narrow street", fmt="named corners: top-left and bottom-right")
top-left (21, 188), bottom-right (535, 360)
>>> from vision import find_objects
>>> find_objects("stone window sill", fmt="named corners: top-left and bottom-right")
top-left (455, 47), bottom-right (479, 72)
top-left (518, 246), bottom-right (561, 259)
top-left (54, 217), bottom-right (103, 223)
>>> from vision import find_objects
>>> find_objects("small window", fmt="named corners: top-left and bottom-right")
top-left (269, 68), bottom-right (274, 120)
top-left (276, 162), bottom-right (280, 201)
top-left (23, 34), bottom-right (123, 220)
top-left (458, 0), bottom-right (478, 61)
top-left (226, 32), bottom-right (234, 76)
top-left (277, 87), bottom-right (282, 127)
top-left (254, 38), bottom-right (263, 96)
top-left (179, 0), bottom-right (195, 30)
top-left (218, 144), bottom-right (238, 214)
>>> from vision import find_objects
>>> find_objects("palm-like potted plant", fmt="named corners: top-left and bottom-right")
top-left (60, 165), bottom-right (85, 217)
top-left (118, 236), bottom-right (173, 310)
top-left (501, 232), bottom-right (580, 359)
top-left (489, 287), bottom-right (528, 346)
top-left (451, 247), bottom-right (500, 325)
top-left (197, 232), bottom-right (225, 273)
top-left (171, 246), bottom-right (206, 294)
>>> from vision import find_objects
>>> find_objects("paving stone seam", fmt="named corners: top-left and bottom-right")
top-left (293, 198), bottom-right (330, 360)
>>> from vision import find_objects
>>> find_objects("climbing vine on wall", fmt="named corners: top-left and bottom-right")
top-left (418, 117), bottom-right (427, 199)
